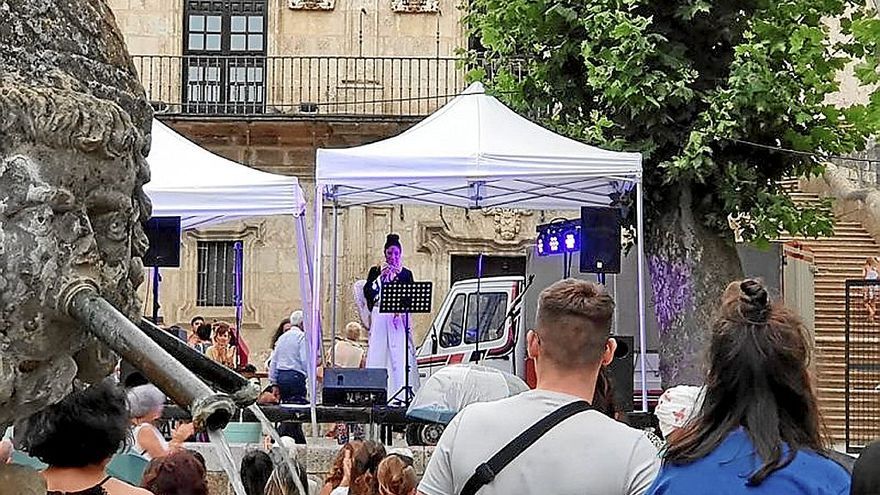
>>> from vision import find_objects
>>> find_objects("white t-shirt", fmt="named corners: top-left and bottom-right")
top-left (131, 423), bottom-right (168, 460)
top-left (419, 390), bottom-right (660, 495)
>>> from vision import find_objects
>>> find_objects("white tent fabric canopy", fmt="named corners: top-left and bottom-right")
top-left (145, 120), bottom-right (307, 229)
top-left (316, 82), bottom-right (641, 210)
top-left (143, 120), bottom-right (318, 427)
top-left (314, 82), bottom-right (650, 411)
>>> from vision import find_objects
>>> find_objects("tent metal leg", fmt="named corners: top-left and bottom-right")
top-left (307, 185), bottom-right (325, 432)
top-left (330, 203), bottom-right (339, 367)
top-left (636, 180), bottom-right (649, 412)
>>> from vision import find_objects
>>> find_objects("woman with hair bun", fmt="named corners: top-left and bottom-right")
top-left (363, 234), bottom-right (419, 402)
top-left (648, 279), bottom-right (850, 494)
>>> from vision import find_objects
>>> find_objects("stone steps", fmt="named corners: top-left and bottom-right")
top-left (784, 185), bottom-right (880, 442)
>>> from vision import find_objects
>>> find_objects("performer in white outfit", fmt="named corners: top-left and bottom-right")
top-left (363, 234), bottom-right (420, 403)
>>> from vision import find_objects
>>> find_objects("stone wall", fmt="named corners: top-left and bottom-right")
top-left (106, 0), bottom-right (464, 58)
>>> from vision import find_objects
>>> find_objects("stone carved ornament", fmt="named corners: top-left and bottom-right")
top-left (288, 0), bottom-right (335, 10)
top-left (482, 207), bottom-right (533, 241)
top-left (391, 0), bottom-right (440, 13)
top-left (0, 0), bottom-right (154, 427)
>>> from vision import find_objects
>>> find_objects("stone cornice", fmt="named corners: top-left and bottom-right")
top-left (416, 222), bottom-right (533, 255)
top-left (391, 0), bottom-right (439, 13)
top-left (288, 0), bottom-right (335, 11)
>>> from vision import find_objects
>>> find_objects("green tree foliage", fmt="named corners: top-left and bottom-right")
top-left (466, 0), bottom-right (880, 244)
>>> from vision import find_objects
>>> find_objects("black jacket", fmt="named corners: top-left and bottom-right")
top-left (364, 266), bottom-right (414, 311)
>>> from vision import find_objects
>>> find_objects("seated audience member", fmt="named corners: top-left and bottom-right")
top-left (419, 279), bottom-right (659, 495)
top-left (332, 322), bottom-right (366, 368)
top-left (321, 440), bottom-right (386, 495)
top-left (21, 381), bottom-right (152, 495)
top-left (193, 323), bottom-right (213, 354)
top-left (852, 440), bottom-right (880, 495)
top-left (378, 455), bottom-right (418, 495)
top-left (241, 450), bottom-right (274, 495)
top-left (127, 384), bottom-right (195, 460)
top-left (141, 449), bottom-right (208, 495)
top-left (258, 384), bottom-right (282, 405)
top-left (206, 322), bottom-right (237, 368)
top-left (647, 279), bottom-right (850, 495)
top-left (188, 315), bottom-right (206, 347)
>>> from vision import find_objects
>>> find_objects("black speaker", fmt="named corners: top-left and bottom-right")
top-left (323, 368), bottom-right (388, 406)
top-left (143, 216), bottom-right (181, 267)
top-left (580, 207), bottom-right (621, 274)
top-left (607, 335), bottom-right (634, 413)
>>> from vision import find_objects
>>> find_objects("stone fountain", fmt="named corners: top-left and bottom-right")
top-left (0, 1), bottom-right (257, 486)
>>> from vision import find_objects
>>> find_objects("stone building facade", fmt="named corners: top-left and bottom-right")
top-left (107, 0), bottom-right (545, 366)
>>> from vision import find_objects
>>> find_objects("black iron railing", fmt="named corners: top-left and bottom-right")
top-left (132, 54), bottom-right (524, 117)
top-left (844, 278), bottom-right (880, 453)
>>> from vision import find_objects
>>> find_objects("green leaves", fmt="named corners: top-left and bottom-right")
top-left (466, 0), bottom-right (879, 240)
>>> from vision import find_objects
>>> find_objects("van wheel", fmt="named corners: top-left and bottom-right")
top-left (405, 423), bottom-right (445, 446)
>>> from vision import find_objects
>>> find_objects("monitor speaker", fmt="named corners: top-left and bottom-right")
top-left (143, 216), bottom-right (181, 267)
top-left (579, 207), bottom-right (621, 274)
top-left (606, 335), bottom-right (634, 413)
top-left (323, 368), bottom-right (388, 406)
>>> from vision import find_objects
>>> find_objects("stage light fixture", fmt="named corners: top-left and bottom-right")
top-left (535, 219), bottom-right (581, 256)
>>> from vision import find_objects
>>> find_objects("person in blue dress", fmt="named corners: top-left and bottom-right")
top-left (648, 279), bottom-right (850, 495)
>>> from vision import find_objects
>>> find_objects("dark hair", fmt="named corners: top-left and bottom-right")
top-left (191, 315), bottom-right (205, 326)
top-left (593, 366), bottom-right (618, 419)
top-left (384, 233), bottom-right (401, 252)
top-left (213, 322), bottom-right (231, 339)
top-left (196, 323), bottom-right (213, 341)
top-left (535, 278), bottom-right (614, 368)
top-left (23, 381), bottom-right (130, 467)
top-left (142, 450), bottom-right (209, 495)
top-left (271, 318), bottom-right (291, 349)
top-left (241, 450), bottom-right (273, 495)
top-left (664, 279), bottom-right (825, 486)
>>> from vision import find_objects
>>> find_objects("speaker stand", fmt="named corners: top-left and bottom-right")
top-left (151, 265), bottom-right (161, 324)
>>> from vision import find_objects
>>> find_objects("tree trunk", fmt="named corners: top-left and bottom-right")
top-left (646, 186), bottom-right (743, 387)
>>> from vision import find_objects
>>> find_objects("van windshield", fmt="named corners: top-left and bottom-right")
top-left (464, 292), bottom-right (508, 344)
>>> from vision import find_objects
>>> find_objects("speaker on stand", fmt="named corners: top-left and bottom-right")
top-left (580, 207), bottom-right (622, 282)
top-left (143, 216), bottom-right (181, 324)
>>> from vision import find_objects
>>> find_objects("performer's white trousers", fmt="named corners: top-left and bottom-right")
top-left (366, 309), bottom-right (419, 402)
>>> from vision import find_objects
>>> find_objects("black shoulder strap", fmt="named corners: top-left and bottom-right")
top-left (460, 400), bottom-right (593, 495)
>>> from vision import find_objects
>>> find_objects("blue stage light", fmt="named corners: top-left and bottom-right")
top-left (536, 218), bottom-right (581, 256)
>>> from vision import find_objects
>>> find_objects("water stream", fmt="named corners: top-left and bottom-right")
top-left (248, 404), bottom-right (307, 495)
top-left (206, 428), bottom-right (248, 495)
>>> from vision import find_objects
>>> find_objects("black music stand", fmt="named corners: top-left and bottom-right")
top-left (379, 281), bottom-right (433, 406)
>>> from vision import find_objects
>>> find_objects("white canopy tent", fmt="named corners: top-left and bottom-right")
top-left (315, 82), bottom-right (651, 411)
top-left (144, 120), bottom-right (320, 426)
top-left (145, 120), bottom-right (307, 229)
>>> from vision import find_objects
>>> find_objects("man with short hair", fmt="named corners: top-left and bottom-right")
top-left (187, 315), bottom-right (205, 347)
top-left (419, 279), bottom-right (660, 495)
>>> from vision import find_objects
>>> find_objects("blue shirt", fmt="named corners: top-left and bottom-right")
top-left (268, 328), bottom-right (309, 383)
top-left (648, 428), bottom-right (850, 495)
